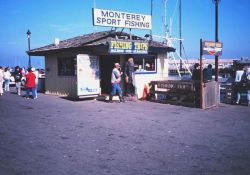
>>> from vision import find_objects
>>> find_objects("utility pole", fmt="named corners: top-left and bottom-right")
top-left (213, 0), bottom-right (221, 81)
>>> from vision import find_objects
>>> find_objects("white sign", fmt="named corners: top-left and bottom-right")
top-left (93, 8), bottom-right (152, 30)
top-left (77, 54), bottom-right (100, 97)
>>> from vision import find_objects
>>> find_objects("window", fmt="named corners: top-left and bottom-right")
top-left (134, 55), bottom-right (157, 73)
top-left (58, 57), bottom-right (76, 76)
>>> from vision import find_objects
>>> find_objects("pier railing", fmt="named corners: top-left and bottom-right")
top-left (149, 80), bottom-right (196, 107)
top-left (149, 80), bottom-right (220, 108)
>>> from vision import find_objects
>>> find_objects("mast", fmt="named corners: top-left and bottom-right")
top-left (150, 0), bottom-right (153, 40)
top-left (163, 0), bottom-right (168, 44)
top-left (179, 0), bottom-right (182, 70)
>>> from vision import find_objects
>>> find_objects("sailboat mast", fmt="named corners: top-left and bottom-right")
top-left (150, 0), bottom-right (153, 39)
top-left (163, 0), bottom-right (168, 44)
top-left (179, 0), bottom-right (182, 69)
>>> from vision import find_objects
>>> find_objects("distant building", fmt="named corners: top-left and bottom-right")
top-left (169, 58), bottom-right (234, 71)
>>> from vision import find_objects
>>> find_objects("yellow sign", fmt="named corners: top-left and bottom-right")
top-left (109, 40), bottom-right (148, 54)
top-left (111, 41), bottom-right (132, 50)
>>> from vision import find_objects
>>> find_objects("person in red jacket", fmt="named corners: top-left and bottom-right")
top-left (25, 68), bottom-right (36, 99)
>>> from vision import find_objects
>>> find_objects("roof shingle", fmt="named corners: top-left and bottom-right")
top-left (28, 30), bottom-right (175, 55)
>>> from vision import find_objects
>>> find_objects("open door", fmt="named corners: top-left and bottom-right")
top-left (99, 55), bottom-right (120, 94)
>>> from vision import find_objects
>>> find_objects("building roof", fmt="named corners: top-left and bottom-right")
top-left (28, 30), bottom-right (175, 56)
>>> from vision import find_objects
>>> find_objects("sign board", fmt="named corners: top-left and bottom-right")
top-left (202, 41), bottom-right (223, 56)
top-left (109, 39), bottom-right (148, 54)
top-left (77, 54), bottom-right (100, 96)
top-left (93, 8), bottom-right (152, 30)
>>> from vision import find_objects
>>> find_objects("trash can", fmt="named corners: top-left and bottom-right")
top-left (37, 78), bottom-right (45, 92)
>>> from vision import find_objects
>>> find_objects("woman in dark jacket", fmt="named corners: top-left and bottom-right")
top-left (14, 66), bottom-right (22, 95)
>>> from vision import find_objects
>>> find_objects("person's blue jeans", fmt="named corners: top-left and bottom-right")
top-left (26, 88), bottom-right (36, 98)
top-left (111, 83), bottom-right (122, 96)
top-left (4, 79), bottom-right (10, 91)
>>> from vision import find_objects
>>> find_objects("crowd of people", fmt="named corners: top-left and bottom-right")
top-left (191, 63), bottom-right (250, 106)
top-left (0, 66), bottom-right (39, 99)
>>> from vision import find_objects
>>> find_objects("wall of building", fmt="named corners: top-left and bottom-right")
top-left (135, 52), bottom-right (169, 98)
top-left (44, 51), bottom-right (169, 99)
top-left (45, 55), bottom-right (77, 97)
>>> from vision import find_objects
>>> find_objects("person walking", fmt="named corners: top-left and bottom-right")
top-left (25, 68), bottom-right (36, 99)
top-left (124, 57), bottom-right (135, 97)
top-left (3, 67), bottom-right (11, 92)
top-left (0, 66), bottom-right (4, 96)
top-left (108, 63), bottom-right (124, 103)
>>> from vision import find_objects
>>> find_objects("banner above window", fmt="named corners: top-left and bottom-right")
top-left (109, 39), bottom-right (148, 54)
top-left (92, 8), bottom-right (152, 30)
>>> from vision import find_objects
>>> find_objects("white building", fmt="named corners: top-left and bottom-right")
top-left (28, 30), bottom-right (175, 99)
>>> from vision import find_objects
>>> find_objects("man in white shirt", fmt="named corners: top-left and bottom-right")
top-left (3, 67), bottom-right (11, 91)
top-left (108, 63), bottom-right (124, 103)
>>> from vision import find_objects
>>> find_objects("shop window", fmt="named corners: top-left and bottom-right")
top-left (58, 57), bottom-right (76, 76)
top-left (134, 55), bottom-right (157, 73)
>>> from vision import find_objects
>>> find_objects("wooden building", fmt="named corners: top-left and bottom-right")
top-left (28, 30), bottom-right (175, 98)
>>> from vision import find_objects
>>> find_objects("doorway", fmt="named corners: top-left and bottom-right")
top-left (99, 55), bottom-right (120, 94)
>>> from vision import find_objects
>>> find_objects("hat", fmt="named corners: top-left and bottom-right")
top-left (31, 67), bottom-right (36, 72)
top-left (115, 63), bottom-right (120, 67)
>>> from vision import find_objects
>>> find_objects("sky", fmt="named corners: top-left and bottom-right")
top-left (0, 0), bottom-right (250, 68)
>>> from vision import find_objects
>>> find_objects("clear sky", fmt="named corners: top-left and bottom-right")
top-left (0, 0), bottom-right (249, 68)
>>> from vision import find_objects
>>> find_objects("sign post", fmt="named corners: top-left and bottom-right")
top-left (202, 40), bottom-right (223, 83)
top-left (200, 39), bottom-right (223, 109)
top-left (200, 39), bottom-right (204, 109)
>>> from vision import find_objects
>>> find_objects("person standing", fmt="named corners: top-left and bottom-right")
top-left (25, 68), bottom-right (36, 99)
top-left (14, 66), bottom-right (22, 95)
top-left (109, 63), bottom-right (124, 103)
top-left (3, 67), bottom-right (11, 92)
top-left (0, 66), bottom-right (4, 96)
top-left (31, 67), bottom-right (39, 99)
top-left (236, 67), bottom-right (250, 105)
top-left (192, 63), bottom-right (201, 107)
top-left (203, 64), bottom-right (213, 82)
top-left (124, 57), bottom-right (135, 97)
top-left (235, 67), bottom-right (244, 104)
